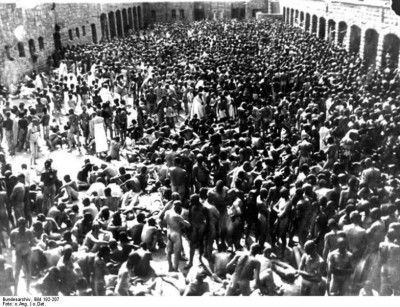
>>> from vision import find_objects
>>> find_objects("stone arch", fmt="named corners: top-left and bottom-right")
top-left (122, 8), bottom-right (129, 36)
top-left (290, 8), bottom-right (294, 25)
top-left (312, 15), bottom-right (318, 34)
top-left (138, 6), bottom-right (142, 29)
top-left (364, 29), bottom-right (379, 68)
top-left (305, 13), bottom-right (311, 32)
top-left (338, 21), bottom-right (347, 45)
top-left (128, 8), bottom-right (133, 30)
top-left (133, 7), bottom-right (138, 31)
top-left (328, 19), bottom-right (336, 42)
top-left (91, 24), bottom-right (98, 44)
top-left (38, 37), bottom-right (44, 50)
top-left (286, 7), bottom-right (290, 23)
top-left (319, 17), bottom-right (326, 39)
top-left (382, 33), bottom-right (400, 69)
top-left (116, 10), bottom-right (123, 37)
top-left (17, 42), bottom-right (25, 57)
top-left (53, 24), bottom-right (62, 50)
top-left (349, 25), bottom-right (361, 55)
top-left (100, 13), bottom-right (109, 40)
top-left (108, 11), bottom-right (117, 38)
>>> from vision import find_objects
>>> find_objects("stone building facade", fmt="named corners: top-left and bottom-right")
top-left (0, 2), bottom-right (145, 86)
top-left (280, 0), bottom-right (400, 69)
top-left (0, 1), bottom-right (275, 86)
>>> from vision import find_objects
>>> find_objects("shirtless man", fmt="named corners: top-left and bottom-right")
top-left (379, 229), bottom-right (400, 295)
top-left (169, 157), bottom-right (187, 200)
top-left (323, 136), bottom-right (338, 170)
top-left (10, 175), bottom-right (25, 221)
top-left (141, 218), bottom-right (163, 251)
top-left (225, 243), bottom-right (262, 296)
top-left (92, 245), bottom-right (110, 296)
top-left (57, 245), bottom-right (81, 295)
top-left (273, 188), bottom-right (291, 258)
top-left (297, 135), bottom-right (313, 167)
top-left (208, 180), bottom-right (230, 248)
top-left (323, 219), bottom-right (345, 261)
top-left (10, 217), bottom-right (34, 295)
top-left (183, 269), bottom-right (210, 296)
top-left (256, 245), bottom-right (285, 296)
top-left (298, 240), bottom-right (326, 296)
top-left (256, 188), bottom-right (269, 247)
top-left (0, 188), bottom-right (9, 253)
top-left (0, 255), bottom-right (14, 296)
top-left (165, 200), bottom-right (190, 272)
top-left (327, 237), bottom-right (353, 296)
top-left (202, 190), bottom-right (220, 259)
top-left (115, 252), bottom-right (141, 296)
top-left (186, 194), bottom-right (208, 269)
top-left (343, 211), bottom-right (366, 262)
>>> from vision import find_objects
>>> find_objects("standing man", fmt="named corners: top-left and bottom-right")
top-left (186, 194), bottom-right (208, 269)
top-left (26, 120), bottom-right (40, 167)
top-left (3, 111), bottom-right (15, 156)
top-left (298, 240), bottom-right (326, 296)
top-left (40, 159), bottom-right (58, 215)
top-left (67, 109), bottom-right (81, 153)
top-left (165, 200), bottom-right (190, 272)
top-left (9, 175), bottom-right (25, 221)
top-left (10, 217), bottom-right (34, 295)
top-left (327, 237), bottom-right (353, 296)
top-left (40, 107), bottom-right (51, 149)
top-left (169, 157), bottom-right (187, 200)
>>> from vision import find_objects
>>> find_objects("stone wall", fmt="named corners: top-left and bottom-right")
top-left (280, 0), bottom-right (400, 69)
top-left (0, 0), bottom-right (272, 86)
top-left (148, 2), bottom-right (194, 23)
top-left (0, 2), bottom-right (144, 86)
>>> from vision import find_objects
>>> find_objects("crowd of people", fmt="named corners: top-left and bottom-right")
top-left (0, 17), bottom-right (400, 296)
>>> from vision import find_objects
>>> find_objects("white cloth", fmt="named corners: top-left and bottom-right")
top-left (94, 122), bottom-right (108, 153)
top-left (190, 95), bottom-right (205, 119)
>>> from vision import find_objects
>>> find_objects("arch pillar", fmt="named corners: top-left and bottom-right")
top-left (376, 32), bottom-right (385, 69)
top-left (334, 21), bottom-right (339, 45)
top-left (359, 28), bottom-right (366, 59)
top-left (325, 17), bottom-right (329, 41)
top-left (344, 25), bottom-right (351, 52)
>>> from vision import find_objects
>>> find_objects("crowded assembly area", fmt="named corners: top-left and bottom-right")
top-left (1, 1), bottom-right (400, 297)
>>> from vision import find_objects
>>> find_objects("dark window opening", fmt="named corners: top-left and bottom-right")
top-left (38, 37), bottom-right (44, 50)
top-left (28, 39), bottom-right (38, 63)
top-left (76, 27), bottom-right (80, 38)
top-left (17, 42), bottom-right (25, 57)
top-left (68, 29), bottom-right (73, 40)
top-left (82, 26), bottom-right (86, 36)
top-left (172, 9), bottom-right (176, 19)
top-left (180, 9), bottom-right (184, 19)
